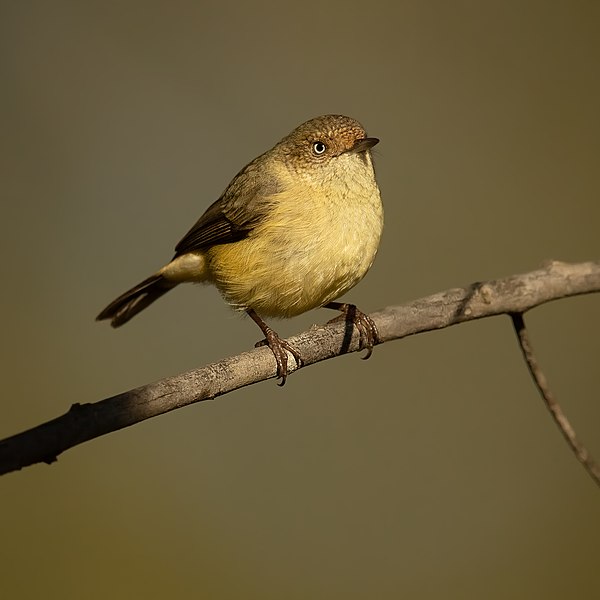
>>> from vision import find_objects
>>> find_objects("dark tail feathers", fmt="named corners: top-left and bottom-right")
top-left (96, 274), bottom-right (177, 328)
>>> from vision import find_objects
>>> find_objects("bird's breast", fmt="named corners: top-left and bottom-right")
top-left (208, 162), bottom-right (383, 317)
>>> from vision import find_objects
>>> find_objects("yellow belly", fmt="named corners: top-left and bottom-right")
top-left (206, 185), bottom-right (383, 318)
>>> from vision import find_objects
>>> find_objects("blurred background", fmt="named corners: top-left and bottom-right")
top-left (2, 1), bottom-right (599, 598)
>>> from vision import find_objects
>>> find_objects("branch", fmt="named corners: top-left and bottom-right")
top-left (1, 259), bottom-right (599, 476)
top-left (511, 313), bottom-right (600, 487)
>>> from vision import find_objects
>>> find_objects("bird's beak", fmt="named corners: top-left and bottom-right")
top-left (349, 137), bottom-right (379, 154)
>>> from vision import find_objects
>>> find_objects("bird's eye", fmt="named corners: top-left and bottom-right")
top-left (312, 141), bottom-right (327, 155)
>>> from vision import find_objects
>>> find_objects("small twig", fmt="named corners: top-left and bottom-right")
top-left (511, 312), bottom-right (600, 488)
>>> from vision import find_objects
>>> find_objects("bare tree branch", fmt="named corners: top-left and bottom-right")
top-left (511, 312), bottom-right (600, 487)
top-left (1, 259), bottom-right (598, 476)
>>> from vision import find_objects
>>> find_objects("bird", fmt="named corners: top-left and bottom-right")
top-left (97, 114), bottom-right (384, 384)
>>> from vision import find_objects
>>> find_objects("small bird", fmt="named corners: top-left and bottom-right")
top-left (97, 114), bottom-right (383, 384)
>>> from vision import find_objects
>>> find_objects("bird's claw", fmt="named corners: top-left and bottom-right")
top-left (326, 304), bottom-right (380, 359)
top-left (255, 333), bottom-right (304, 386)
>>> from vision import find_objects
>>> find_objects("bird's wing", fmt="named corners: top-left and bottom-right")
top-left (173, 156), bottom-right (280, 257)
top-left (173, 199), bottom-right (248, 256)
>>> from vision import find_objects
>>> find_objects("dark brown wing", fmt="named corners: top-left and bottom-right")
top-left (173, 153), bottom-right (279, 258)
top-left (173, 199), bottom-right (248, 256)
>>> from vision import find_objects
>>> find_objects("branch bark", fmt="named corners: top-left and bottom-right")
top-left (1, 259), bottom-right (599, 477)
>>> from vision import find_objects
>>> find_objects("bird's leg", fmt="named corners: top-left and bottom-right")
top-left (324, 302), bottom-right (380, 359)
top-left (247, 309), bottom-right (304, 386)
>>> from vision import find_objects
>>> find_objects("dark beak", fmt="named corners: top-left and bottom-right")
top-left (350, 137), bottom-right (379, 153)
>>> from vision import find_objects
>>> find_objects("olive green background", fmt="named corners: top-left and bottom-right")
top-left (2, 1), bottom-right (599, 598)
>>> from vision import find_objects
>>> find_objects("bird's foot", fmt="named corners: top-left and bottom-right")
top-left (255, 332), bottom-right (304, 386)
top-left (325, 302), bottom-right (380, 359)
top-left (248, 308), bottom-right (303, 386)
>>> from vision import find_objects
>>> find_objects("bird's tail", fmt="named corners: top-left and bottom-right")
top-left (96, 273), bottom-right (177, 327)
